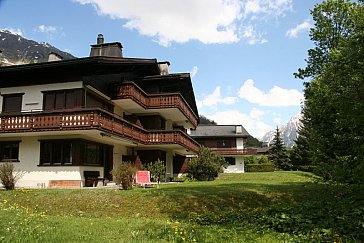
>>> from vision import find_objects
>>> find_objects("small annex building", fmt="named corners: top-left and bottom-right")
top-left (190, 125), bottom-right (257, 173)
top-left (0, 34), bottom-right (200, 188)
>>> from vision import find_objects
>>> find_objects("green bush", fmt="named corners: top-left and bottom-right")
top-left (245, 164), bottom-right (275, 172)
top-left (111, 161), bottom-right (137, 190)
top-left (188, 146), bottom-right (226, 181)
top-left (258, 155), bottom-right (270, 164)
top-left (145, 159), bottom-right (166, 183)
top-left (244, 156), bottom-right (257, 165)
top-left (0, 162), bottom-right (23, 190)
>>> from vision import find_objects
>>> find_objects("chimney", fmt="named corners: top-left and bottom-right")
top-left (236, 125), bottom-right (243, 134)
top-left (97, 34), bottom-right (104, 44)
top-left (90, 34), bottom-right (123, 58)
top-left (158, 61), bottom-right (170, 75)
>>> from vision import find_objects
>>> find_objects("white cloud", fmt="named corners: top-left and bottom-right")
top-left (75, 0), bottom-right (292, 46)
top-left (241, 25), bottom-right (267, 45)
top-left (286, 20), bottom-right (312, 38)
top-left (238, 79), bottom-right (303, 106)
top-left (197, 86), bottom-right (238, 108)
top-left (249, 107), bottom-right (266, 120)
top-left (76, 0), bottom-right (242, 46)
top-left (244, 0), bottom-right (292, 17)
top-left (191, 66), bottom-right (198, 78)
top-left (206, 109), bottom-right (272, 138)
top-left (34, 25), bottom-right (64, 39)
top-left (36, 25), bottom-right (57, 34)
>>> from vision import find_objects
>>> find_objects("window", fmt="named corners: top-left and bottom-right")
top-left (82, 142), bottom-right (111, 166)
top-left (43, 89), bottom-right (83, 111)
top-left (2, 93), bottom-right (24, 113)
top-left (40, 141), bottom-right (72, 165)
top-left (225, 157), bottom-right (236, 166)
top-left (39, 139), bottom-right (112, 166)
top-left (85, 143), bottom-right (99, 165)
top-left (0, 141), bottom-right (20, 162)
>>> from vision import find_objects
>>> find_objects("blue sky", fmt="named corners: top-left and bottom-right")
top-left (0, 0), bottom-right (322, 138)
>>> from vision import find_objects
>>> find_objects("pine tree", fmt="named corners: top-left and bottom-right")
top-left (269, 127), bottom-right (291, 170)
top-left (289, 111), bottom-right (312, 170)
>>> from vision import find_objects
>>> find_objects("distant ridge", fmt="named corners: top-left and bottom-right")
top-left (0, 29), bottom-right (75, 65)
top-left (261, 113), bottom-right (302, 148)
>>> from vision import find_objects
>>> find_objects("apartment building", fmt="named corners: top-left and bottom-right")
top-left (0, 35), bottom-right (199, 187)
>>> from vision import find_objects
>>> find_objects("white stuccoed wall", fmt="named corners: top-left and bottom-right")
top-left (0, 81), bottom-right (129, 188)
top-left (224, 156), bottom-right (245, 173)
top-left (10, 137), bottom-right (94, 188)
top-left (224, 137), bottom-right (245, 173)
top-left (0, 81), bottom-right (83, 113)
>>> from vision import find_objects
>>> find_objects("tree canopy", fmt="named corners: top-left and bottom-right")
top-left (295, 0), bottom-right (364, 183)
top-left (199, 115), bottom-right (217, 125)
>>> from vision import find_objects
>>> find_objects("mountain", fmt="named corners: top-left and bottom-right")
top-left (261, 113), bottom-right (302, 148)
top-left (0, 29), bottom-right (75, 66)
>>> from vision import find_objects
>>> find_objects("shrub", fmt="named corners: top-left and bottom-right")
top-left (145, 159), bottom-right (166, 183)
top-left (0, 162), bottom-right (23, 190)
top-left (244, 156), bottom-right (257, 165)
top-left (111, 161), bottom-right (137, 190)
top-left (258, 155), bottom-right (270, 164)
top-left (188, 146), bottom-right (226, 181)
top-left (245, 164), bottom-right (275, 172)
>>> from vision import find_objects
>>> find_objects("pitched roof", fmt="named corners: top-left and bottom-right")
top-left (0, 56), bottom-right (160, 87)
top-left (190, 125), bottom-right (250, 138)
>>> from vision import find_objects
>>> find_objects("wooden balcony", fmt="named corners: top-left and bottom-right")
top-left (116, 82), bottom-right (198, 127)
top-left (210, 148), bottom-right (257, 156)
top-left (0, 108), bottom-right (200, 153)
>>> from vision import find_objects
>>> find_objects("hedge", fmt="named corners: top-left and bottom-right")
top-left (245, 164), bottom-right (275, 172)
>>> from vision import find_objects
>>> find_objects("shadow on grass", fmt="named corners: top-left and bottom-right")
top-left (154, 180), bottom-right (364, 241)
top-left (153, 181), bottom-right (312, 218)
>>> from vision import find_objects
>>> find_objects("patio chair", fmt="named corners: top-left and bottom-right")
top-left (135, 171), bottom-right (158, 188)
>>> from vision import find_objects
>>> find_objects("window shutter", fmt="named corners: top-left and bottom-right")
top-left (2, 94), bottom-right (23, 113)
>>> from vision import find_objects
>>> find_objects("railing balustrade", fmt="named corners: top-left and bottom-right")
top-left (210, 148), bottom-right (257, 156)
top-left (117, 82), bottom-right (198, 126)
top-left (0, 108), bottom-right (200, 152)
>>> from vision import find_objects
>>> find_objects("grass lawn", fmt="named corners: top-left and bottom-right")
top-left (1, 171), bottom-right (363, 242)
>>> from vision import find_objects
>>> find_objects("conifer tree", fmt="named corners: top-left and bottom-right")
top-left (269, 127), bottom-right (291, 170)
top-left (289, 111), bottom-right (312, 170)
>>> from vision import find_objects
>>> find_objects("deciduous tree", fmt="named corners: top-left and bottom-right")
top-left (296, 0), bottom-right (364, 183)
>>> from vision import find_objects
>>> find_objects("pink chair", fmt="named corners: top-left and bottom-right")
top-left (135, 171), bottom-right (158, 188)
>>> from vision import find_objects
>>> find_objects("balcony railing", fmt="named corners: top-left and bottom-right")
top-left (210, 148), bottom-right (257, 156)
top-left (116, 82), bottom-right (198, 127)
top-left (0, 108), bottom-right (200, 153)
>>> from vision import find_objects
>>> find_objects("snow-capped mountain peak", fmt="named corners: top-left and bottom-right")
top-left (0, 29), bottom-right (75, 66)
top-left (261, 113), bottom-right (302, 147)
